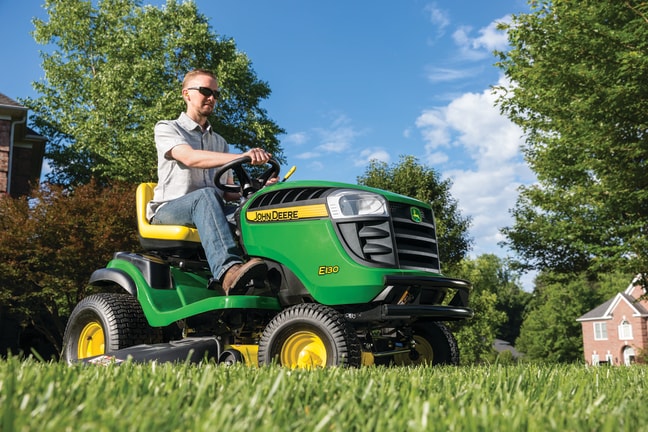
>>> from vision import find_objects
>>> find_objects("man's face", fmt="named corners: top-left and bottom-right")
top-left (183, 74), bottom-right (219, 117)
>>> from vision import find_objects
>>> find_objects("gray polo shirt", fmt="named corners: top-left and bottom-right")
top-left (146, 112), bottom-right (230, 220)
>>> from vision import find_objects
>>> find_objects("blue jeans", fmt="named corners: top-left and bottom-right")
top-left (150, 188), bottom-right (242, 281)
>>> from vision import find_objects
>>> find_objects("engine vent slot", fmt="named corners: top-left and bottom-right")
top-left (249, 187), bottom-right (329, 208)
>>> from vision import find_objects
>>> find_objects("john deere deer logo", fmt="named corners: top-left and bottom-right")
top-left (410, 207), bottom-right (422, 223)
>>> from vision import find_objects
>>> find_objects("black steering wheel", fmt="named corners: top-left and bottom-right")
top-left (213, 156), bottom-right (281, 198)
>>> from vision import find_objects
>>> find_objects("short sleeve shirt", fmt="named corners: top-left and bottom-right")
top-left (146, 112), bottom-right (229, 220)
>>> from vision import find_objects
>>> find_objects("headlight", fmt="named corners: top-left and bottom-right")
top-left (326, 190), bottom-right (388, 219)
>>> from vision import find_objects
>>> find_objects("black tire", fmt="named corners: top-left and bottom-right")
top-left (391, 321), bottom-right (459, 366)
top-left (61, 293), bottom-right (159, 363)
top-left (258, 303), bottom-right (361, 368)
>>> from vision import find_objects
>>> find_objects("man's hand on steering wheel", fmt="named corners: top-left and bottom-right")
top-left (213, 153), bottom-right (281, 200)
top-left (244, 147), bottom-right (272, 165)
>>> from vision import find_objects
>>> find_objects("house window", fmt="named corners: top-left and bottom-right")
top-left (618, 320), bottom-right (633, 340)
top-left (593, 322), bottom-right (607, 340)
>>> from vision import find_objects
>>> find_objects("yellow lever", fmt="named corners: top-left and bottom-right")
top-left (282, 166), bottom-right (297, 182)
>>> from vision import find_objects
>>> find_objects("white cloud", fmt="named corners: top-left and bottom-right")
top-left (314, 114), bottom-right (364, 154)
top-left (473, 17), bottom-right (511, 51)
top-left (444, 88), bottom-right (522, 165)
top-left (283, 113), bottom-right (367, 173)
top-left (424, 66), bottom-right (478, 83)
top-left (426, 151), bottom-right (449, 165)
top-left (445, 165), bottom-right (524, 249)
top-left (425, 16), bottom-right (511, 78)
top-left (415, 109), bottom-right (451, 147)
top-left (280, 113), bottom-right (364, 159)
top-left (415, 75), bottom-right (534, 264)
top-left (452, 16), bottom-right (511, 60)
top-left (284, 132), bottom-right (308, 146)
top-left (319, 140), bottom-right (350, 153)
top-left (295, 151), bottom-right (320, 160)
top-left (306, 160), bottom-right (325, 172)
top-left (355, 148), bottom-right (390, 167)
top-left (418, 75), bottom-right (523, 166)
top-left (424, 3), bottom-right (450, 35)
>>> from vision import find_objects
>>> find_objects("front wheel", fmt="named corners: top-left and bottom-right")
top-left (61, 293), bottom-right (159, 363)
top-left (391, 321), bottom-right (460, 366)
top-left (258, 303), bottom-right (361, 368)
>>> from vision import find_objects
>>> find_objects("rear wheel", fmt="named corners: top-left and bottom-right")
top-left (391, 322), bottom-right (459, 366)
top-left (258, 303), bottom-right (361, 368)
top-left (62, 293), bottom-right (159, 363)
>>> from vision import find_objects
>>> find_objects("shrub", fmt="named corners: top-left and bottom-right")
top-left (0, 181), bottom-right (140, 355)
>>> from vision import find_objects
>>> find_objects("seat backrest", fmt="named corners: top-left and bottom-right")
top-left (136, 183), bottom-right (201, 245)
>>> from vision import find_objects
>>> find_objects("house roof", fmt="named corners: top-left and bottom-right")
top-left (577, 291), bottom-right (648, 322)
top-left (617, 292), bottom-right (648, 316)
top-left (0, 92), bottom-right (44, 142)
top-left (624, 274), bottom-right (647, 297)
top-left (23, 126), bottom-right (47, 143)
top-left (577, 297), bottom-right (615, 321)
top-left (493, 339), bottom-right (524, 358)
top-left (0, 92), bottom-right (26, 109)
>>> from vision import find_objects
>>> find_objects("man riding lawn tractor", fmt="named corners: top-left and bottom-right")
top-left (62, 69), bottom-right (473, 367)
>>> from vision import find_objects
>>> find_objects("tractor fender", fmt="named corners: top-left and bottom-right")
top-left (89, 268), bottom-right (137, 297)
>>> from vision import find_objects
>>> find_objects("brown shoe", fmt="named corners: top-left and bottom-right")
top-left (221, 258), bottom-right (267, 295)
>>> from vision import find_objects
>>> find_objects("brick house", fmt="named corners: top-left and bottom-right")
top-left (576, 276), bottom-right (648, 366)
top-left (0, 92), bottom-right (46, 197)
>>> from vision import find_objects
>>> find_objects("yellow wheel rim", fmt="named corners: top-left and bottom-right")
top-left (78, 321), bottom-right (105, 359)
top-left (280, 331), bottom-right (327, 369)
top-left (394, 335), bottom-right (433, 366)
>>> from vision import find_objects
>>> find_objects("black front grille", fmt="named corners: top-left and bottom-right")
top-left (335, 202), bottom-right (440, 272)
top-left (390, 203), bottom-right (440, 272)
top-left (392, 218), bottom-right (439, 272)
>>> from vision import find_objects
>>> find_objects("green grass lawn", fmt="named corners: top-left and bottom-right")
top-left (1, 357), bottom-right (646, 431)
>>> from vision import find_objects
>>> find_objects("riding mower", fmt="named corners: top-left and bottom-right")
top-left (62, 157), bottom-right (473, 367)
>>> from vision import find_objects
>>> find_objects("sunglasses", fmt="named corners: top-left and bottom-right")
top-left (186, 86), bottom-right (221, 99)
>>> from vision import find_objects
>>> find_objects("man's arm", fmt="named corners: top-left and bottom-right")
top-left (168, 145), bottom-right (272, 168)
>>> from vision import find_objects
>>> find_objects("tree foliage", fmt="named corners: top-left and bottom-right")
top-left (516, 271), bottom-right (627, 363)
top-left (454, 289), bottom-right (503, 365)
top-left (450, 254), bottom-right (528, 364)
top-left (495, 0), bottom-right (648, 275)
top-left (0, 182), bottom-right (140, 353)
top-left (26, 0), bottom-right (284, 185)
top-left (357, 155), bottom-right (472, 270)
top-left (459, 254), bottom-right (531, 343)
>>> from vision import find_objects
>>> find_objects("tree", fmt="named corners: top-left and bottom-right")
top-left (26, 0), bottom-right (284, 185)
top-left (516, 271), bottom-right (626, 363)
top-left (453, 288), bottom-right (503, 365)
top-left (357, 155), bottom-right (472, 270)
top-left (495, 0), bottom-right (648, 276)
top-left (449, 254), bottom-right (527, 364)
top-left (462, 254), bottom-right (531, 343)
top-left (0, 181), bottom-right (140, 354)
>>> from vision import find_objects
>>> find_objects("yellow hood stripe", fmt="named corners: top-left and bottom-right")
top-left (246, 204), bottom-right (328, 222)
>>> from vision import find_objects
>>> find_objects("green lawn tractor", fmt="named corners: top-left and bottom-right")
top-left (62, 157), bottom-right (473, 367)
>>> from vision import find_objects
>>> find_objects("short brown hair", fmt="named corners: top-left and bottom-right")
top-left (182, 69), bottom-right (217, 89)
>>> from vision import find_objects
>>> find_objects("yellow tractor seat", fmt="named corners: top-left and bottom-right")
top-left (136, 183), bottom-right (202, 251)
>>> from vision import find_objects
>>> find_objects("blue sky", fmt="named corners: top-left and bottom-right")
top-left (0, 0), bottom-right (536, 286)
